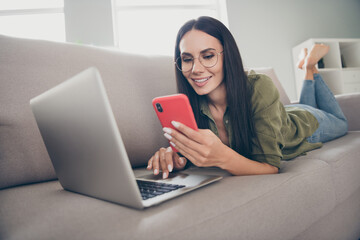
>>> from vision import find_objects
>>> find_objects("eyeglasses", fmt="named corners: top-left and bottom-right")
top-left (175, 49), bottom-right (223, 73)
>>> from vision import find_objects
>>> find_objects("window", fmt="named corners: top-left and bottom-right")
top-left (114, 0), bottom-right (228, 55)
top-left (0, 0), bottom-right (65, 42)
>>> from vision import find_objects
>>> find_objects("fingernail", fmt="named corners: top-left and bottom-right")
top-left (179, 157), bottom-right (185, 165)
top-left (163, 127), bottom-right (172, 134)
top-left (163, 172), bottom-right (168, 179)
top-left (171, 121), bottom-right (180, 128)
top-left (164, 133), bottom-right (172, 140)
top-left (166, 147), bottom-right (172, 152)
top-left (168, 164), bottom-right (173, 172)
top-left (170, 141), bottom-right (176, 147)
top-left (154, 169), bottom-right (159, 175)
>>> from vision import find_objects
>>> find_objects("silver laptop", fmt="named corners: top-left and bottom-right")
top-left (30, 67), bottom-right (222, 209)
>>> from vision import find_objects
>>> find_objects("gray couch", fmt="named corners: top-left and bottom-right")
top-left (1, 34), bottom-right (360, 240)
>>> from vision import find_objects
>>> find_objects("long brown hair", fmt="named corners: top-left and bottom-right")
top-left (174, 16), bottom-right (257, 158)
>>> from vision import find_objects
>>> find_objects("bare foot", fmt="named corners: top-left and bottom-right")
top-left (304, 44), bottom-right (329, 69)
top-left (297, 48), bottom-right (308, 69)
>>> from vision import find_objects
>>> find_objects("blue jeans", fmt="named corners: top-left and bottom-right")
top-left (290, 74), bottom-right (348, 143)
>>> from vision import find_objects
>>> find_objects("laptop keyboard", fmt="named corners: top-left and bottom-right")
top-left (136, 180), bottom-right (186, 200)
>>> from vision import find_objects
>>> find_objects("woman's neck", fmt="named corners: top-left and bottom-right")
top-left (206, 82), bottom-right (227, 112)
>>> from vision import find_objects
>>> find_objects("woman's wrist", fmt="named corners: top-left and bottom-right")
top-left (217, 145), bottom-right (235, 171)
top-left (217, 147), bottom-right (279, 175)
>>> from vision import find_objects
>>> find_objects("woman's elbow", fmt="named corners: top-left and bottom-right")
top-left (271, 166), bottom-right (279, 174)
top-left (263, 163), bottom-right (279, 174)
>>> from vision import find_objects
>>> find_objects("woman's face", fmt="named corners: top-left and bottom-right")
top-left (179, 30), bottom-right (225, 97)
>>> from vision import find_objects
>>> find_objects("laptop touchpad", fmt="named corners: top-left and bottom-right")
top-left (137, 172), bottom-right (189, 181)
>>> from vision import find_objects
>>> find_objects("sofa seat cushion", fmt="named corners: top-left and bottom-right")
top-left (0, 158), bottom-right (335, 240)
top-left (293, 187), bottom-right (360, 240)
top-left (298, 131), bottom-right (360, 203)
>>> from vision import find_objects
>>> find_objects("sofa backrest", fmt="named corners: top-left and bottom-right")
top-left (0, 35), bottom-right (177, 189)
top-left (0, 35), bottom-right (290, 189)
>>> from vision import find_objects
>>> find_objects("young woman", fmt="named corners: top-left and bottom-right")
top-left (147, 16), bottom-right (348, 179)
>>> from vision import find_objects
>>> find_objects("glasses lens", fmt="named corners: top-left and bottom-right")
top-left (175, 57), bottom-right (183, 71)
top-left (177, 55), bottom-right (193, 72)
top-left (200, 50), bottom-right (218, 68)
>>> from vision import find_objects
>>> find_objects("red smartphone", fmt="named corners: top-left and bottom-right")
top-left (152, 94), bottom-right (198, 152)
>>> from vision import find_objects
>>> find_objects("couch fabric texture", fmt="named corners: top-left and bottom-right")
top-left (1, 35), bottom-right (360, 240)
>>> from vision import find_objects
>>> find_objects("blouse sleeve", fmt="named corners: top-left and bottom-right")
top-left (248, 73), bottom-right (286, 169)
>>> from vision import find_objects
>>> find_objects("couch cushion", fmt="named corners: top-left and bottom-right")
top-left (0, 35), bottom-right (175, 189)
top-left (0, 158), bottom-right (335, 240)
top-left (301, 131), bottom-right (360, 203)
top-left (294, 187), bottom-right (360, 240)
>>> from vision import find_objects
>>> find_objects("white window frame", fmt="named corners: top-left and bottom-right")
top-left (0, 8), bottom-right (63, 17)
top-left (0, 3), bottom-right (65, 42)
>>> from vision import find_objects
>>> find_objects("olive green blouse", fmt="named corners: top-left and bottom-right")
top-left (199, 71), bottom-right (322, 168)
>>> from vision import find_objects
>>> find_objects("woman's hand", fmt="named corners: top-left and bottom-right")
top-left (163, 121), bottom-right (228, 168)
top-left (147, 146), bottom-right (187, 179)
top-left (163, 121), bottom-right (278, 175)
top-left (150, 121), bottom-right (278, 176)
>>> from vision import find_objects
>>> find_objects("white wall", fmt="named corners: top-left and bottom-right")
top-left (226, 0), bottom-right (360, 101)
top-left (64, 0), bottom-right (115, 46)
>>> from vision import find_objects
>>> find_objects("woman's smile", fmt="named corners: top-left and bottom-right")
top-left (192, 76), bottom-right (212, 87)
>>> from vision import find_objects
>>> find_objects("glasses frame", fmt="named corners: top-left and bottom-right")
top-left (175, 49), bottom-right (224, 73)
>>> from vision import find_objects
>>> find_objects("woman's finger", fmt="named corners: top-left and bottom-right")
top-left (152, 151), bottom-right (160, 175)
top-left (175, 155), bottom-right (187, 169)
top-left (163, 127), bottom-right (202, 154)
top-left (165, 147), bottom-right (174, 173)
top-left (171, 140), bottom-right (199, 166)
top-left (147, 156), bottom-right (154, 170)
top-left (159, 148), bottom-right (169, 179)
top-left (172, 151), bottom-right (186, 169)
top-left (171, 121), bottom-right (204, 143)
top-left (169, 133), bottom-right (201, 161)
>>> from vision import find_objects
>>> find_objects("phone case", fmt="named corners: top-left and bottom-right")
top-left (152, 94), bottom-right (198, 152)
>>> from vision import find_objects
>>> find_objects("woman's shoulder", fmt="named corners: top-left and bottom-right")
top-left (247, 70), bottom-right (275, 88)
top-left (246, 70), bottom-right (279, 101)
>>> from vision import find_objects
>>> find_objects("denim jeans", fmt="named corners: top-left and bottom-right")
top-left (289, 74), bottom-right (348, 143)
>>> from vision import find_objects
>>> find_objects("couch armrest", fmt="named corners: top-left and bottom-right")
top-left (336, 92), bottom-right (360, 131)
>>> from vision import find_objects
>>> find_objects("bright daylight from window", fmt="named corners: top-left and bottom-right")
top-left (0, 0), bottom-right (227, 55)
top-left (114, 0), bottom-right (228, 56)
top-left (0, 0), bottom-right (65, 42)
